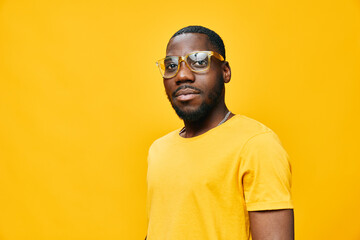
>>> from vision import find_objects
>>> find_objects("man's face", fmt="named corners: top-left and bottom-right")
top-left (164, 33), bottom-right (227, 122)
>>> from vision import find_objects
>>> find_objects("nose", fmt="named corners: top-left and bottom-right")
top-left (175, 61), bottom-right (195, 84)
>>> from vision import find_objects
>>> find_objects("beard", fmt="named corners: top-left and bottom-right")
top-left (167, 79), bottom-right (224, 122)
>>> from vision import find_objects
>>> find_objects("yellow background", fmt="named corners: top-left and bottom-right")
top-left (0, 0), bottom-right (359, 239)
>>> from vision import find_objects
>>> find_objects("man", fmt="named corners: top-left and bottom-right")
top-left (146, 25), bottom-right (294, 240)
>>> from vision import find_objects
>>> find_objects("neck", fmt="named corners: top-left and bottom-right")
top-left (180, 103), bottom-right (234, 138)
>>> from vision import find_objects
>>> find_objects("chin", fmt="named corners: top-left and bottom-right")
top-left (172, 102), bottom-right (213, 122)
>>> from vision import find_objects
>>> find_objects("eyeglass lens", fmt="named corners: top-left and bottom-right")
top-left (162, 52), bottom-right (210, 78)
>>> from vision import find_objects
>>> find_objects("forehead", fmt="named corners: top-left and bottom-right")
top-left (166, 33), bottom-right (215, 56)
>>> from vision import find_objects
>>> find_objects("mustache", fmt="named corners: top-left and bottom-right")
top-left (172, 85), bottom-right (202, 98)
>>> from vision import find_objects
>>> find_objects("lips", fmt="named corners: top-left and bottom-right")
top-left (174, 88), bottom-right (200, 97)
top-left (173, 87), bottom-right (201, 101)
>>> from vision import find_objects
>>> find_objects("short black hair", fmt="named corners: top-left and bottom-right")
top-left (170, 25), bottom-right (226, 60)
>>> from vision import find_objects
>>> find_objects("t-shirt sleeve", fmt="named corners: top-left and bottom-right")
top-left (238, 131), bottom-right (293, 211)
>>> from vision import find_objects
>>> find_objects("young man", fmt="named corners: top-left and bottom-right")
top-left (146, 26), bottom-right (294, 240)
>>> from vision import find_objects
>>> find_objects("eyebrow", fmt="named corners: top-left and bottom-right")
top-left (164, 56), bottom-right (177, 60)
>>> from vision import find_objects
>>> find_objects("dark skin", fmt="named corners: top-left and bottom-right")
top-left (249, 209), bottom-right (294, 240)
top-left (147, 33), bottom-right (294, 240)
top-left (164, 33), bottom-right (234, 138)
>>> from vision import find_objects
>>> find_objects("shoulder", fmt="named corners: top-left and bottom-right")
top-left (235, 115), bottom-right (284, 150)
top-left (221, 115), bottom-right (288, 160)
top-left (237, 116), bottom-right (290, 170)
top-left (225, 115), bottom-right (280, 141)
top-left (148, 128), bottom-right (180, 154)
top-left (235, 115), bottom-right (274, 131)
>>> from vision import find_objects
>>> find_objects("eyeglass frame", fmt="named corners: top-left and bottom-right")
top-left (155, 51), bottom-right (225, 79)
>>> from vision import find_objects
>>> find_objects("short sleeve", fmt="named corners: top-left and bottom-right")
top-left (239, 131), bottom-right (293, 211)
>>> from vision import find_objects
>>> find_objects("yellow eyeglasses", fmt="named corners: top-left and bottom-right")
top-left (156, 51), bottom-right (225, 79)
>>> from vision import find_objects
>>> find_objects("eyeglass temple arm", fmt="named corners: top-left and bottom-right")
top-left (211, 51), bottom-right (225, 61)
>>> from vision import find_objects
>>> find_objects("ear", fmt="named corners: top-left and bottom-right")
top-left (222, 61), bottom-right (231, 83)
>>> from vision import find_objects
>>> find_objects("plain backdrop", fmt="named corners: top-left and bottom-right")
top-left (0, 0), bottom-right (359, 239)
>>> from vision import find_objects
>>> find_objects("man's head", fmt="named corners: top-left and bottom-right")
top-left (169, 26), bottom-right (226, 60)
top-left (160, 25), bottom-right (231, 122)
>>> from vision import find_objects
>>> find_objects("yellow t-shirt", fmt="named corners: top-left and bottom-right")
top-left (146, 115), bottom-right (293, 240)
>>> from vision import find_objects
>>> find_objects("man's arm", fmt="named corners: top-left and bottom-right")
top-left (249, 209), bottom-right (294, 240)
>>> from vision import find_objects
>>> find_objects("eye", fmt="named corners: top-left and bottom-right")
top-left (165, 63), bottom-right (178, 71)
top-left (193, 59), bottom-right (208, 66)
top-left (188, 52), bottom-right (209, 68)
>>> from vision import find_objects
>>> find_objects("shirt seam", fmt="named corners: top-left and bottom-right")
top-left (238, 130), bottom-right (273, 170)
top-left (246, 200), bottom-right (294, 211)
top-left (246, 200), bottom-right (293, 205)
